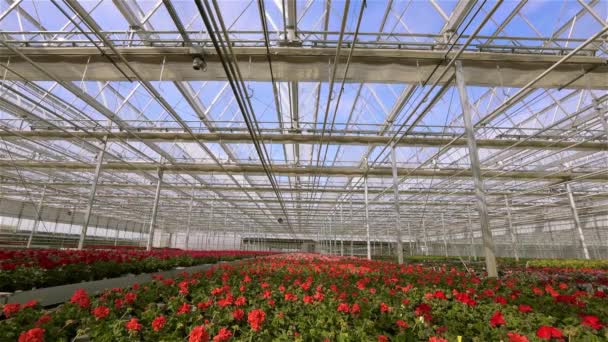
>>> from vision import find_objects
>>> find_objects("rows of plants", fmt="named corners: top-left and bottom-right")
top-left (401, 255), bottom-right (608, 270)
top-left (0, 249), bottom-right (273, 292)
top-left (2, 254), bottom-right (607, 341)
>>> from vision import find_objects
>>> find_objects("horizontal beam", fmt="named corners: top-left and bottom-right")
top-left (4, 130), bottom-right (607, 151)
top-left (5, 180), bottom-right (589, 197)
top-left (0, 47), bottom-right (606, 89)
top-left (2, 160), bottom-right (606, 181)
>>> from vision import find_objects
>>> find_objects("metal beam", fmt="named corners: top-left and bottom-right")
top-left (364, 174), bottom-right (371, 260)
top-left (3, 130), bottom-right (607, 151)
top-left (565, 183), bottom-right (590, 259)
top-left (455, 60), bottom-right (498, 277)
top-left (77, 136), bottom-right (107, 250)
top-left (2, 159), bottom-right (606, 181)
top-left (391, 144), bottom-right (404, 264)
top-left (0, 46), bottom-right (606, 89)
top-left (146, 168), bottom-right (163, 251)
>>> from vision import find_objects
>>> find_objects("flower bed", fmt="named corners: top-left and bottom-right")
top-left (2, 254), bottom-right (607, 341)
top-left (0, 249), bottom-right (272, 292)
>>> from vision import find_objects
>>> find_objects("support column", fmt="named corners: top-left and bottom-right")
top-left (422, 219), bottom-right (429, 255)
top-left (391, 144), bottom-right (404, 264)
top-left (26, 185), bottom-right (47, 248)
top-left (565, 183), bottom-right (590, 259)
top-left (455, 61), bottom-right (498, 277)
top-left (441, 213), bottom-right (448, 257)
top-left (407, 222), bottom-right (413, 256)
top-left (78, 137), bottom-right (107, 250)
top-left (504, 195), bottom-right (519, 261)
top-left (349, 198), bottom-right (354, 256)
top-left (364, 175), bottom-right (372, 260)
top-left (146, 168), bottom-right (164, 251)
top-left (184, 187), bottom-right (194, 250)
top-left (467, 208), bottom-right (478, 260)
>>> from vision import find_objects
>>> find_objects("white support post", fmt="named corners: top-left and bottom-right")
top-left (565, 183), bottom-right (590, 259)
top-left (441, 213), bottom-right (448, 257)
top-left (78, 137), bottom-right (107, 250)
top-left (422, 219), bottom-right (429, 255)
top-left (391, 144), bottom-right (404, 264)
top-left (504, 195), bottom-right (519, 261)
top-left (467, 208), bottom-right (477, 260)
top-left (146, 168), bottom-right (163, 251)
top-left (364, 175), bottom-right (371, 260)
top-left (26, 185), bottom-right (47, 248)
top-left (455, 61), bottom-right (498, 277)
top-left (184, 187), bottom-right (194, 250)
top-left (407, 222), bottom-right (413, 256)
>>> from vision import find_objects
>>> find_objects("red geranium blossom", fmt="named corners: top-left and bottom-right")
top-left (581, 315), bottom-right (603, 330)
top-left (337, 303), bottom-right (350, 313)
top-left (213, 327), bottom-right (232, 342)
top-left (3, 303), bottom-right (21, 318)
top-left (428, 337), bottom-right (447, 342)
top-left (303, 295), bottom-right (313, 304)
top-left (415, 303), bottom-right (432, 316)
top-left (70, 289), bottom-right (90, 308)
top-left (378, 335), bottom-right (389, 342)
top-left (536, 326), bottom-right (563, 340)
top-left (177, 303), bottom-right (191, 315)
top-left (518, 304), bottom-right (532, 313)
top-left (380, 303), bottom-right (390, 313)
top-left (489, 310), bottom-right (506, 327)
top-left (232, 309), bottom-right (245, 321)
top-left (396, 320), bottom-right (409, 329)
top-left (125, 318), bottom-right (142, 332)
top-left (507, 332), bottom-right (529, 342)
top-left (35, 315), bottom-right (52, 326)
top-left (152, 315), bottom-right (166, 332)
top-left (351, 303), bottom-right (361, 315)
top-left (247, 309), bottom-right (266, 331)
top-left (92, 306), bottom-right (110, 320)
top-left (18, 328), bottom-right (45, 342)
top-left (189, 325), bottom-right (210, 342)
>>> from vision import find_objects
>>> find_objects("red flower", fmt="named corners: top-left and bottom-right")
top-left (189, 325), bottom-right (210, 342)
top-left (434, 290), bottom-right (447, 300)
top-left (23, 300), bottom-right (38, 309)
top-left (378, 335), bottom-right (389, 342)
top-left (581, 315), bottom-right (603, 330)
top-left (114, 298), bottom-right (124, 310)
top-left (536, 326), bottom-right (562, 340)
top-left (284, 293), bottom-right (297, 301)
top-left (303, 295), bottom-right (313, 304)
top-left (428, 337), bottom-right (447, 342)
top-left (35, 315), bottom-right (52, 326)
top-left (152, 315), bottom-right (166, 332)
top-left (380, 303), bottom-right (390, 313)
top-left (234, 296), bottom-right (246, 306)
top-left (125, 292), bottom-right (137, 304)
top-left (396, 320), bottom-right (409, 329)
top-left (232, 309), bottom-right (244, 321)
top-left (92, 306), bottom-right (110, 320)
top-left (3, 303), bottom-right (21, 318)
top-left (507, 332), bottom-right (529, 342)
top-left (18, 328), bottom-right (45, 342)
top-left (247, 309), bottom-right (266, 331)
top-left (177, 303), bottom-right (191, 315)
top-left (489, 310), bottom-right (506, 327)
top-left (415, 303), bottom-right (431, 316)
top-left (494, 296), bottom-right (507, 305)
top-left (337, 303), bottom-right (350, 313)
top-left (213, 327), bottom-right (232, 342)
top-left (125, 318), bottom-right (142, 332)
top-left (518, 304), bottom-right (532, 313)
top-left (351, 303), bottom-right (361, 315)
top-left (70, 289), bottom-right (90, 308)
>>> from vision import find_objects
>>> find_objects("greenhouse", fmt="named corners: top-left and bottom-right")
top-left (0, 0), bottom-right (607, 341)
